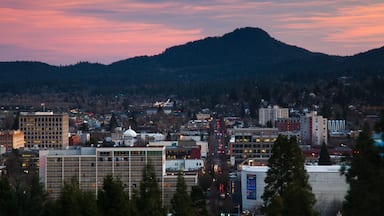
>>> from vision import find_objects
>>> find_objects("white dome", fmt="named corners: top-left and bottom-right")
top-left (123, 126), bottom-right (137, 137)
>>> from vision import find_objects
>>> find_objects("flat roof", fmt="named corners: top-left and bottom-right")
top-left (242, 165), bottom-right (342, 173)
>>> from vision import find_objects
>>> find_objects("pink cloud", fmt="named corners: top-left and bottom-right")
top-left (0, 2), bottom-right (203, 64)
top-left (274, 2), bottom-right (384, 54)
top-left (2, 0), bottom-right (384, 63)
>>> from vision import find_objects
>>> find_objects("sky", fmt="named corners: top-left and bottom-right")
top-left (1, 0), bottom-right (384, 65)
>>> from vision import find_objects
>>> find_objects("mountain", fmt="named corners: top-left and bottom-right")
top-left (0, 27), bottom-right (383, 96)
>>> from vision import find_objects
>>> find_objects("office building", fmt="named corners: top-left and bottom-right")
top-left (19, 112), bottom-right (69, 149)
top-left (0, 130), bottom-right (25, 150)
top-left (228, 128), bottom-right (278, 165)
top-left (39, 146), bottom-right (197, 207)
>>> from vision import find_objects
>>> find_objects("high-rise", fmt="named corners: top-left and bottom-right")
top-left (19, 112), bottom-right (69, 149)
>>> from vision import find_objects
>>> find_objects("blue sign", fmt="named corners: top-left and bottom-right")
top-left (246, 174), bottom-right (257, 200)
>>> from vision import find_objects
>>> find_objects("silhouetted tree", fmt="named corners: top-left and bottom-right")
top-left (171, 173), bottom-right (194, 216)
top-left (190, 186), bottom-right (209, 216)
top-left (262, 135), bottom-right (317, 216)
top-left (342, 125), bottom-right (384, 215)
top-left (318, 142), bottom-right (332, 165)
top-left (98, 175), bottom-right (136, 216)
top-left (0, 174), bottom-right (17, 216)
top-left (55, 178), bottom-right (98, 216)
top-left (108, 113), bottom-right (118, 132)
top-left (138, 163), bottom-right (164, 216)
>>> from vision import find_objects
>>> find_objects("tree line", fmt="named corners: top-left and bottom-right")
top-left (0, 163), bottom-right (208, 216)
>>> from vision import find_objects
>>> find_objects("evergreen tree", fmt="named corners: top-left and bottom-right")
top-left (55, 178), bottom-right (98, 216)
top-left (20, 175), bottom-right (49, 216)
top-left (318, 142), bottom-right (332, 165)
top-left (262, 135), bottom-right (317, 216)
top-left (109, 113), bottom-right (118, 132)
top-left (171, 173), bottom-right (195, 216)
top-left (342, 126), bottom-right (384, 215)
top-left (190, 186), bottom-right (209, 216)
top-left (138, 163), bottom-right (164, 216)
top-left (0, 174), bottom-right (17, 216)
top-left (98, 175), bottom-right (135, 216)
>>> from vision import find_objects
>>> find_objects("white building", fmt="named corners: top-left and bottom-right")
top-left (300, 111), bottom-right (328, 145)
top-left (241, 165), bottom-right (348, 215)
top-left (328, 120), bottom-right (346, 135)
top-left (259, 105), bottom-right (289, 126)
top-left (165, 159), bottom-right (204, 173)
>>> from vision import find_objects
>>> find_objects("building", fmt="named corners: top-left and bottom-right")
top-left (241, 165), bottom-right (348, 215)
top-left (328, 120), bottom-right (346, 135)
top-left (300, 111), bottom-right (328, 145)
top-left (39, 146), bottom-right (197, 207)
top-left (228, 128), bottom-right (279, 165)
top-left (275, 118), bottom-right (300, 132)
top-left (19, 112), bottom-right (69, 149)
top-left (147, 140), bottom-right (205, 173)
top-left (258, 105), bottom-right (289, 126)
top-left (0, 130), bottom-right (25, 151)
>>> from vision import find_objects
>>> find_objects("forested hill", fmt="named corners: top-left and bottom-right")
top-left (1, 27), bottom-right (384, 96)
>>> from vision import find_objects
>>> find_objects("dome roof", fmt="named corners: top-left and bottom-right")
top-left (123, 126), bottom-right (137, 137)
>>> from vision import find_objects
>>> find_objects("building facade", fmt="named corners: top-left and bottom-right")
top-left (229, 128), bottom-right (279, 165)
top-left (328, 120), bottom-right (346, 135)
top-left (19, 112), bottom-right (69, 149)
top-left (259, 105), bottom-right (289, 126)
top-left (275, 118), bottom-right (300, 132)
top-left (300, 111), bottom-right (328, 145)
top-left (39, 146), bottom-right (197, 207)
top-left (241, 165), bottom-right (348, 215)
top-left (0, 130), bottom-right (25, 150)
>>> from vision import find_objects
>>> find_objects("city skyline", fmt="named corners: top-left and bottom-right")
top-left (1, 0), bottom-right (384, 65)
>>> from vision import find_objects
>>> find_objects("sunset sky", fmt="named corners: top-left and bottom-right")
top-left (1, 0), bottom-right (384, 65)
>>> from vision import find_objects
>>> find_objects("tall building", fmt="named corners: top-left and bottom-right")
top-left (19, 112), bottom-right (69, 149)
top-left (300, 111), bottom-right (328, 145)
top-left (39, 146), bottom-right (197, 207)
top-left (228, 127), bottom-right (279, 165)
top-left (0, 130), bottom-right (25, 150)
top-left (259, 105), bottom-right (289, 126)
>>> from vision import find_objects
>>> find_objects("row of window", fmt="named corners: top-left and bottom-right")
top-left (20, 117), bottom-right (63, 122)
top-left (233, 144), bottom-right (272, 148)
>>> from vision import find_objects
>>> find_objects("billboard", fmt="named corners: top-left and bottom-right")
top-left (246, 174), bottom-right (257, 200)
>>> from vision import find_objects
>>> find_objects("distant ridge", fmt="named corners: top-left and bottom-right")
top-left (1, 27), bottom-right (384, 95)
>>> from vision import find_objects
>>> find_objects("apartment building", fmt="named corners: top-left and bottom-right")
top-left (19, 112), bottom-right (69, 149)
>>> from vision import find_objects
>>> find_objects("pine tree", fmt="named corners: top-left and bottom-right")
top-left (171, 173), bottom-right (195, 216)
top-left (98, 175), bottom-right (134, 216)
top-left (262, 135), bottom-right (317, 216)
top-left (56, 178), bottom-right (98, 216)
top-left (109, 113), bottom-right (118, 132)
top-left (318, 142), bottom-right (332, 165)
top-left (190, 186), bottom-right (209, 216)
top-left (342, 125), bottom-right (384, 215)
top-left (138, 163), bottom-right (164, 216)
top-left (0, 174), bottom-right (17, 216)
top-left (21, 175), bottom-right (49, 216)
